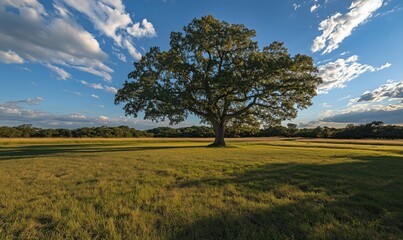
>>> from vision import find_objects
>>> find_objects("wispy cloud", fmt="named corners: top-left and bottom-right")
top-left (45, 64), bottom-right (71, 80)
top-left (0, 50), bottom-right (24, 64)
top-left (337, 95), bottom-right (351, 101)
top-left (4, 97), bottom-right (44, 108)
top-left (310, 4), bottom-right (319, 13)
top-left (80, 80), bottom-right (118, 94)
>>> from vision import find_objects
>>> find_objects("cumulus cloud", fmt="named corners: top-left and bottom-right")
top-left (0, 0), bottom-right (113, 81)
top-left (312, 0), bottom-right (383, 54)
top-left (45, 64), bottom-right (71, 80)
top-left (127, 19), bottom-right (156, 38)
top-left (80, 80), bottom-right (118, 94)
top-left (0, 50), bottom-right (24, 64)
top-left (317, 55), bottom-right (391, 94)
top-left (356, 80), bottom-right (403, 102)
top-left (62, 0), bottom-right (131, 45)
top-left (62, 0), bottom-right (156, 60)
top-left (0, 0), bottom-right (157, 81)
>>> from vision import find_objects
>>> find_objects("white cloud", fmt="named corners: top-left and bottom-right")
top-left (80, 80), bottom-right (103, 89)
top-left (73, 66), bottom-right (112, 82)
top-left (0, 0), bottom-right (113, 81)
top-left (104, 86), bottom-right (118, 94)
top-left (80, 80), bottom-right (118, 94)
top-left (317, 55), bottom-right (391, 94)
top-left (91, 94), bottom-right (100, 99)
top-left (127, 19), bottom-right (156, 38)
top-left (310, 4), bottom-right (319, 12)
top-left (115, 52), bottom-right (127, 62)
top-left (0, 50), bottom-right (24, 64)
top-left (45, 64), bottom-right (71, 80)
top-left (123, 39), bottom-right (142, 60)
top-left (293, 3), bottom-right (301, 10)
top-left (62, 0), bottom-right (131, 45)
top-left (53, 2), bottom-right (70, 17)
top-left (322, 102), bottom-right (332, 108)
top-left (337, 95), bottom-right (351, 101)
top-left (99, 115), bottom-right (109, 121)
top-left (312, 0), bottom-right (383, 54)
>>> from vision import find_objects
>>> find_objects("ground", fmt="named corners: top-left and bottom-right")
top-left (0, 138), bottom-right (402, 239)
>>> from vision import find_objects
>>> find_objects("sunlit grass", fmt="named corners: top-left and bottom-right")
top-left (0, 138), bottom-right (402, 239)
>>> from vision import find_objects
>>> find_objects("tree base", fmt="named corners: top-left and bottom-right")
top-left (207, 142), bottom-right (227, 147)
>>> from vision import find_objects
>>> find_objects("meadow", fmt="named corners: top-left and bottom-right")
top-left (0, 138), bottom-right (402, 239)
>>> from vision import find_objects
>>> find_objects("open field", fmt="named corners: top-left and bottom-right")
top-left (0, 138), bottom-right (402, 239)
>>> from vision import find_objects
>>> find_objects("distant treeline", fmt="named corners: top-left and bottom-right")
top-left (0, 121), bottom-right (402, 139)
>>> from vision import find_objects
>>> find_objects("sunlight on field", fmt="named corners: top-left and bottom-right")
top-left (0, 139), bottom-right (402, 239)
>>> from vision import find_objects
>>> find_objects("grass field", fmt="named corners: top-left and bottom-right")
top-left (0, 138), bottom-right (402, 239)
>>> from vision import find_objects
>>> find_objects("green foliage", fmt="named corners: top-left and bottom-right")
top-left (115, 15), bottom-right (322, 145)
top-left (0, 125), bottom-right (152, 138)
top-left (1, 121), bottom-right (402, 139)
top-left (0, 139), bottom-right (402, 239)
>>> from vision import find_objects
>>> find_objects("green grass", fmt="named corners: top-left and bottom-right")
top-left (0, 138), bottom-right (402, 239)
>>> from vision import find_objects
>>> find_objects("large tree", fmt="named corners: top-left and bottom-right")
top-left (115, 16), bottom-right (322, 146)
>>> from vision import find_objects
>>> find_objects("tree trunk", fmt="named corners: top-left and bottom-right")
top-left (210, 122), bottom-right (226, 147)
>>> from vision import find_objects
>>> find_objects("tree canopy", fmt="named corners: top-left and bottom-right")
top-left (115, 15), bottom-right (322, 146)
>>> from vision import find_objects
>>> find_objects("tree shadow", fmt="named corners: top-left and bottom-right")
top-left (0, 144), bottom-right (206, 161)
top-left (173, 155), bottom-right (403, 239)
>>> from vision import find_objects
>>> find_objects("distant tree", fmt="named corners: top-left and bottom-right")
top-left (115, 17), bottom-right (321, 145)
top-left (16, 124), bottom-right (35, 138)
top-left (286, 123), bottom-right (298, 137)
top-left (370, 121), bottom-right (384, 127)
top-left (115, 15), bottom-right (322, 146)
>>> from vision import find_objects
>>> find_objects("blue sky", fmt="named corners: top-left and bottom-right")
top-left (0, 0), bottom-right (402, 129)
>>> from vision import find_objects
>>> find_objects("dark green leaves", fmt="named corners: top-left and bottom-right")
top-left (115, 15), bottom-right (322, 128)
